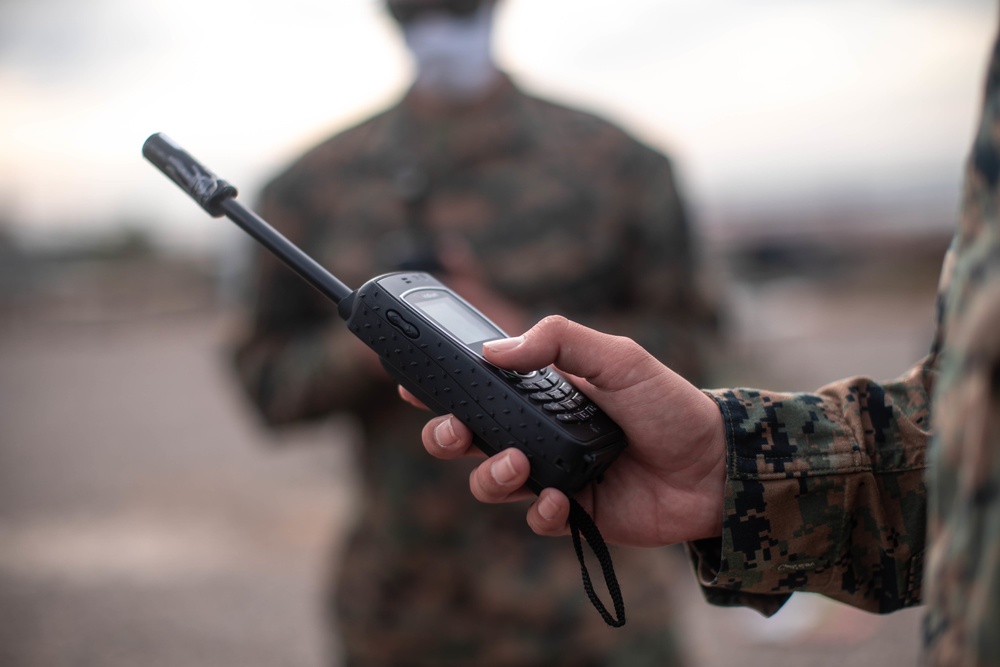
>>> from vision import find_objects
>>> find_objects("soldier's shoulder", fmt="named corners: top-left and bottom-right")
top-left (262, 104), bottom-right (400, 198)
top-left (521, 90), bottom-right (672, 166)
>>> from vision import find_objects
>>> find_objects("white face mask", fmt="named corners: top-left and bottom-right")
top-left (402, 4), bottom-right (499, 102)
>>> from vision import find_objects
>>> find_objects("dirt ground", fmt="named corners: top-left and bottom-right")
top-left (0, 254), bottom-right (938, 666)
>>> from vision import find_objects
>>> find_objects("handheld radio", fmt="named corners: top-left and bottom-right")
top-left (142, 133), bottom-right (627, 625)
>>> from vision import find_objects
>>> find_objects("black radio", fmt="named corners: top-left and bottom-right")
top-left (347, 271), bottom-right (625, 494)
top-left (142, 132), bottom-right (627, 625)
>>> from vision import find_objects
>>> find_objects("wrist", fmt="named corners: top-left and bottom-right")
top-left (691, 390), bottom-right (728, 539)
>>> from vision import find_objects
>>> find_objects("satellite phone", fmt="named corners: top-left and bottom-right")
top-left (142, 133), bottom-right (627, 626)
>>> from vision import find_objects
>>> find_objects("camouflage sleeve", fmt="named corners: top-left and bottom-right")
top-left (228, 184), bottom-right (387, 427)
top-left (688, 23), bottom-right (1000, 661)
top-left (688, 360), bottom-right (934, 616)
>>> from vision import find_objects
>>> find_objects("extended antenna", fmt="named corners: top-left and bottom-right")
top-left (142, 133), bottom-right (353, 305)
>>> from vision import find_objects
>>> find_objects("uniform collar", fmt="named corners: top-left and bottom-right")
top-left (388, 72), bottom-right (535, 167)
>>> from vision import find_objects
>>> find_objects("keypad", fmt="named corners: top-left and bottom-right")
top-left (516, 373), bottom-right (558, 392)
top-left (516, 370), bottom-right (597, 423)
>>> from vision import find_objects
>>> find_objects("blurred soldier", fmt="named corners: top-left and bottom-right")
top-left (230, 0), bottom-right (718, 665)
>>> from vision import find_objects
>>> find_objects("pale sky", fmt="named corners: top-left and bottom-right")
top-left (0, 0), bottom-right (996, 250)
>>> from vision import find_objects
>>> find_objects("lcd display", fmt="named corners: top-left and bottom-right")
top-left (406, 290), bottom-right (501, 346)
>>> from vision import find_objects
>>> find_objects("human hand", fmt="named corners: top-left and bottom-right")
top-left (402, 315), bottom-right (727, 548)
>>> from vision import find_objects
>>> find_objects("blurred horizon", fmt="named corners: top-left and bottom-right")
top-left (1, 0), bottom-right (996, 255)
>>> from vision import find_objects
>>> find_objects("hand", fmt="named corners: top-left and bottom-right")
top-left (402, 315), bottom-right (727, 548)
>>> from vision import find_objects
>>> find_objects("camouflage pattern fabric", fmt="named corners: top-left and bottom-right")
top-left (688, 365), bottom-right (933, 617)
top-left (689, 18), bottom-right (1000, 666)
top-left (923, 19), bottom-right (1000, 666)
top-left (231, 75), bottom-right (717, 666)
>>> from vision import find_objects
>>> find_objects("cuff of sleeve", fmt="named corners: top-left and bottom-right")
top-left (683, 388), bottom-right (845, 615)
top-left (685, 538), bottom-right (791, 617)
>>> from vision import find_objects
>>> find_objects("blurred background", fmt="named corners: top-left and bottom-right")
top-left (0, 0), bottom-right (996, 665)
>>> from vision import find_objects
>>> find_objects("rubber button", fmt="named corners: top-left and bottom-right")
top-left (386, 310), bottom-right (420, 339)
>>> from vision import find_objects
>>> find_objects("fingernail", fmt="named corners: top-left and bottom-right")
top-left (537, 495), bottom-right (559, 521)
top-left (433, 418), bottom-right (458, 449)
top-left (490, 452), bottom-right (519, 485)
top-left (485, 336), bottom-right (524, 353)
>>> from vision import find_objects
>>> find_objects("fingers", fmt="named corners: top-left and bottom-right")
top-left (422, 416), bottom-right (567, 532)
top-left (468, 448), bottom-right (535, 503)
top-left (466, 451), bottom-right (572, 539)
top-left (421, 415), bottom-right (479, 460)
top-left (397, 386), bottom-right (427, 410)
top-left (421, 414), bottom-right (534, 507)
top-left (527, 488), bottom-right (571, 536)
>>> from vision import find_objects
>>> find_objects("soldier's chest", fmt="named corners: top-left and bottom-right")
top-left (328, 156), bottom-right (622, 253)
top-left (298, 150), bottom-right (629, 303)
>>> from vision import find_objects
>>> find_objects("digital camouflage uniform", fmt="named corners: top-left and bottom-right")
top-left (688, 19), bottom-right (1000, 666)
top-left (232, 75), bottom-right (717, 666)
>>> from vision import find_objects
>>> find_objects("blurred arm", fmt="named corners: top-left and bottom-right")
top-left (229, 187), bottom-right (386, 427)
top-left (602, 145), bottom-right (720, 386)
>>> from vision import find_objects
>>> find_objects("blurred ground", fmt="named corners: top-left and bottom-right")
top-left (0, 231), bottom-right (942, 667)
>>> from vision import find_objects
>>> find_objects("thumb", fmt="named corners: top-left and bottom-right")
top-left (483, 315), bottom-right (661, 393)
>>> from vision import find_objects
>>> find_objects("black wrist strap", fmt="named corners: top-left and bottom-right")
top-left (567, 497), bottom-right (626, 627)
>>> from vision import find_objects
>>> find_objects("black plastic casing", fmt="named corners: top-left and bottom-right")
top-left (142, 132), bottom-right (626, 497)
top-left (339, 272), bottom-right (627, 495)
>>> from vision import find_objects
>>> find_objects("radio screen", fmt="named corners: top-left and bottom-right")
top-left (406, 289), bottom-right (502, 346)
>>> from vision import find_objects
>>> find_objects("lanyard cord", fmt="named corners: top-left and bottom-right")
top-left (568, 497), bottom-right (626, 627)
